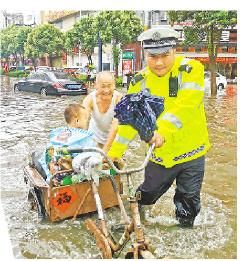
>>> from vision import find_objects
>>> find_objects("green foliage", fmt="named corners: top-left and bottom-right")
top-left (96, 11), bottom-right (143, 75)
top-left (66, 11), bottom-right (143, 75)
top-left (25, 24), bottom-right (65, 59)
top-left (167, 11), bottom-right (237, 48)
top-left (167, 11), bottom-right (180, 26)
top-left (7, 70), bottom-right (30, 78)
top-left (0, 25), bottom-right (32, 62)
top-left (168, 10), bottom-right (237, 96)
top-left (115, 76), bottom-right (123, 87)
top-left (0, 69), bottom-right (4, 75)
top-left (75, 74), bottom-right (87, 82)
top-left (16, 26), bottom-right (32, 56)
top-left (97, 11), bottom-right (143, 44)
top-left (65, 16), bottom-right (98, 64)
top-left (112, 46), bottom-right (121, 70)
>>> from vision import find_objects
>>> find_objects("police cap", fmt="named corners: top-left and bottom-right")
top-left (138, 27), bottom-right (180, 55)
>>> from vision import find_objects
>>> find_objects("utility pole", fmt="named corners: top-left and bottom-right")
top-left (78, 11), bottom-right (82, 69)
top-left (98, 31), bottom-right (102, 72)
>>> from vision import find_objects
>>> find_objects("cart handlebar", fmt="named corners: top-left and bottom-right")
top-left (56, 144), bottom-right (154, 175)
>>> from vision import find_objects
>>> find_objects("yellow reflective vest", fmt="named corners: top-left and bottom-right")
top-left (108, 56), bottom-right (211, 168)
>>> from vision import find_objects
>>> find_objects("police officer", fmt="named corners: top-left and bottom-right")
top-left (107, 27), bottom-right (210, 227)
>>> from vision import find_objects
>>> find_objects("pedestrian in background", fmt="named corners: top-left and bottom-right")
top-left (4, 63), bottom-right (9, 74)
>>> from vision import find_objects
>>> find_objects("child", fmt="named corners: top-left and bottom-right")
top-left (37, 103), bottom-right (97, 184)
top-left (64, 103), bottom-right (90, 129)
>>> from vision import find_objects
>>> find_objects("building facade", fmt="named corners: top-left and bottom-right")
top-left (0, 10), bottom-right (40, 29)
top-left (122, 11), bottom-right (237, 79)
top-left (40, 10), bottom-right (114, 70)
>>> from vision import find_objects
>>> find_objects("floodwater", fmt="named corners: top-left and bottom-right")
top-left (0, 75), bottom-right (237, 259)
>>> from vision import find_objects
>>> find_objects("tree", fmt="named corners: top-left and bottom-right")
top-left (25, 24), bottom-right (65, 67)
top-left (0, 25), bottom-right (32, 66)
top-left (1, 26), bottom-right (18, 65)
top-left (167, 11), bottom-right (237, 96)
top-left (0, 28), bottom-right (12, 65)
top-left (15, 26), bottom-right (32, 65)
top-left (167, 11), bottom-right (180, 27)
top-left (65, 15), bottom-right (98, 66)
top-left (96, 11), bottom-right (143, 76)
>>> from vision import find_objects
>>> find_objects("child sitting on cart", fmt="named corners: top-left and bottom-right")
top-left (36, 103), bottom-right (98, 185)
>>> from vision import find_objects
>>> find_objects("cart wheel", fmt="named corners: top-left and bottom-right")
top-left (85, 219), bottom-right (112, 259)
top-left (125, 249), bottom-right (154, 259)
top-left (28, 188), bottom-right (46, 221)
top-left (28, 189), bottom-right (37, 210)
top-left (125, 249), bottom-right (138, 259)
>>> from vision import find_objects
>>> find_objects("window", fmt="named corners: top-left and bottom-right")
top-left (27, 73), bottom-right (38, 80)
top-left (55, 20), bottom-right (63, 29)
top-left (43, 74), bottom-right (51, 81)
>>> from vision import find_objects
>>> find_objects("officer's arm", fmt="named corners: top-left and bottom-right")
top-left (157, 60), bottom-right (205, 140)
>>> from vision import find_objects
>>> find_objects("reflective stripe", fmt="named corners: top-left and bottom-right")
top-left (173, 145), bottom-right (205, 161)
top-left (181, 58), bottom-right (190, 65)
top-left (161, 112), bottom-right (182, 129)
top-left (115, 135), bottom-right (131, 145)
top-left (140, 77), bottom-right (151, 91)
top-left (180, 82), bottom-right (204, 91)
top-left (151, 153), bottom-right (163, 163)
top-left (140, 79), bottom-right (146, 90)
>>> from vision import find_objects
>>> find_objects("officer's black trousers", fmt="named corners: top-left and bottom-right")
top-left (136, 156), bottom-right (205, 224)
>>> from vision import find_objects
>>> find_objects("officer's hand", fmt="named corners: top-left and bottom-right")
top-left (149, 131), bottom-right (165, 148)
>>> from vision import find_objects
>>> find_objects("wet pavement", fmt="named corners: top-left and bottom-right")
top-left (0, 76), bottom-right (237, 259)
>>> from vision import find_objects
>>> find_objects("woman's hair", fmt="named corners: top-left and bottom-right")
top-left (64, 103), bottom-right (86, 124)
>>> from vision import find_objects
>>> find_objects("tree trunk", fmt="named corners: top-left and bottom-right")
top-left (22, 54), bottom-right (25, 66)
top-left (87, 54), bottom-right (93, 65)
top-left (32, 58), bottom-right (37, 71)
top-left (49, 56), bottom-right (53, 67)
top-left (207, 26), bottom-right (217, 96)
top-left (112, 43), bottom-right (120, 77)
top-left (14, 53), bottom-right (18, 67)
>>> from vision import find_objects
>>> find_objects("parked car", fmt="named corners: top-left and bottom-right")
top-left (204, 71), bottom-right (227, 92)
top-left (36, 66), bottom-right (52, 72)
top-left (74, 67), bottom-right (87, 75)
top-left (63, 67), bottom-right (79, 74)
top-left (14, 71), bottom-right (88, 96)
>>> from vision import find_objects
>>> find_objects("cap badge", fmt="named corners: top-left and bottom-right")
top-left (152, 31), bottom-right (161, 41)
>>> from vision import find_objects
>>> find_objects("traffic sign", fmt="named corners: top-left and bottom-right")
top-left (122, 51), bottom-right (135, 59)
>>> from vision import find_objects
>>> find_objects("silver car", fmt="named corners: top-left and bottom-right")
top-left (204, 71), bottom-right (227, 92)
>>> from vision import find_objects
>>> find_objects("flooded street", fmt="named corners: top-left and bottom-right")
top-left (0, 75), bottom-right (237, 259)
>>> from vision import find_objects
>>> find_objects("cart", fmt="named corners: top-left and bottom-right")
top-left (23, 157), bottom-right (122, 222)
top-left (23, 145), bottom-right (155, 259)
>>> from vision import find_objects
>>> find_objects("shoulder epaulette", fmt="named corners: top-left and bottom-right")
top-left (178, 58), bottom-right (192, 73)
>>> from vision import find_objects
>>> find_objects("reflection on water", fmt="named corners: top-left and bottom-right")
top-left (0, 76), bottom-right (237, 258)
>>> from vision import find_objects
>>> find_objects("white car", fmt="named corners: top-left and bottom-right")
top-left (204, 71), bottom-right (227, 92)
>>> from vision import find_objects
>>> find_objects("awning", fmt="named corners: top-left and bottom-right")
top-left (192, 57), bottom-right (237, 64)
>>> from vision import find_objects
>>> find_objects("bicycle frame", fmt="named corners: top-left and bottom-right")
top-left (56, 144), bottom-right (155, 259)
